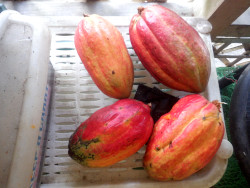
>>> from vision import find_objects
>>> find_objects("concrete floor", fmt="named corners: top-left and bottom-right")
top-left (1, 0), bottom-right (193, 17)
top-left (1, 0), bottom-right (249, 23)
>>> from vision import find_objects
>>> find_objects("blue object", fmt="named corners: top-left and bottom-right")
top-left (0, 3), bottom-right (7, 13)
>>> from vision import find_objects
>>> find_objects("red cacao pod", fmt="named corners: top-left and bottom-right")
top-left (129, 5), bottom-right (211, 93)
top-left (75, 14), bottom-right (134, 99)
top-left (68, 99), bottom-right (154, 167)
top-left (143, 94), bottom-right (224, 181)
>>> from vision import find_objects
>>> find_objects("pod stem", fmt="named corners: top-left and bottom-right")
top-left (212, 100), bottom-right (227, 112)
top-left (138, 7), bottom-right (145, 15)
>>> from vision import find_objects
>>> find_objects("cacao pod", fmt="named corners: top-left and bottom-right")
top-left (75, 14), bottom-right (134, 99)
top-left (143, 94), bottom-right (224, 181)
top-left (129, 5), bottom-right (211, 93)
top-left (68, 99), bottom-right (154, 167)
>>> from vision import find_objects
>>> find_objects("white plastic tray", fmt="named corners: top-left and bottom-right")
top-left (38, 15), bottom-right (233, 188)
top-left (0, 10), bottom-right (51, 188)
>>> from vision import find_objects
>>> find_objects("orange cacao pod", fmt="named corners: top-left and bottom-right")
top-left (75, 14), bottom-right (134, 99)
top-left (143, 94), bottom-right (224, 181)
top-left (129, 5), bottom-right (211, 93)
top-left (68, 99), bottom-right (154, 167)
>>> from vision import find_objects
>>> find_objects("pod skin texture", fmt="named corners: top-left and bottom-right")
top-left (143, 94), bottom-right (225, 181)
top-left (68, 99), bottom-right (154, 167)
top-left (129, 5), bottom-right (211, 93)
top-left (75, 14), bottom-right (134, 99)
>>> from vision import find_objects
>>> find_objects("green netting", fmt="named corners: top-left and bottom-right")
top-left (214, 67), bottom-right (249, 188)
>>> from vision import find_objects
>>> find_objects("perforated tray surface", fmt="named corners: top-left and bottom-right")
top-left (41, 26), bottom-right (155, 184)
top-left (40, 16), bottom-right (231, 188)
